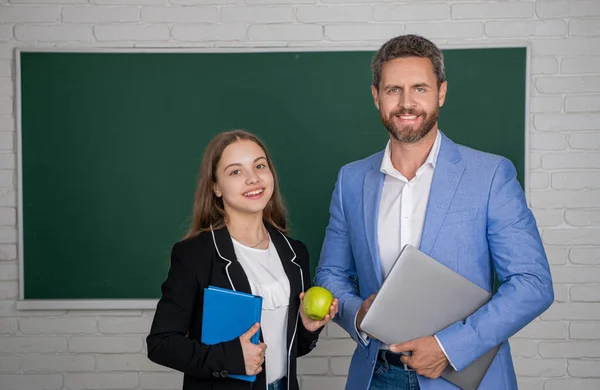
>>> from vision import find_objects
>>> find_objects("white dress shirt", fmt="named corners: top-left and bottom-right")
top-left (355, 130), bottom-right (456, 369)
top-left (232, 236), bottom-right (290, 384)
top-left (377, 131), bottom-right (440, 280)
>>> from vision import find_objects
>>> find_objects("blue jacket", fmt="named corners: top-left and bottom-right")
top-left (314, 131), bottom-right (553, 390)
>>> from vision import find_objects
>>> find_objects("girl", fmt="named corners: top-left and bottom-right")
top-left (147, 130), bottom-right (338, 390)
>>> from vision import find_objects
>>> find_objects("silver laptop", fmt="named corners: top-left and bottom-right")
top-left (360, 245), bottom-right (501, 390)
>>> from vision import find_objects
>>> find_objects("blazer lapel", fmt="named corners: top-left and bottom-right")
top-left (211, 227), bottom-right (253, 294)
top-left (419, 133), bottom-right (465, 256)
top-left (363, 161), bottom-right (385, 287)
top-left (268, 225), bottom-right (302, 296)
top-left (267, 225), bottom-right (303, 349)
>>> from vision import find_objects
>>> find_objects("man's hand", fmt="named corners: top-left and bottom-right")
top-left (356, 294), bottom-right (376, 337)
top-left (390, 336), bottom-right (449, 379)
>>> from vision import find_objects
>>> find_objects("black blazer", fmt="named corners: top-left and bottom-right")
top-left (147, 224), bottom-right (322, 390)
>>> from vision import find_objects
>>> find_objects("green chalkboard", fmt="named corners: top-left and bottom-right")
top-left (19, 48), bottom-right (526, 300)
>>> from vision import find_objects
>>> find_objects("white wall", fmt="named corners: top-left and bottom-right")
top-left (0, 1), bottom-right (599, 389)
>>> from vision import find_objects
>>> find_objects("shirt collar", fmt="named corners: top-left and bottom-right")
top-left (380, 129), bottom-right (442, 178)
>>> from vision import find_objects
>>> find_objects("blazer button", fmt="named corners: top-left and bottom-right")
top-left (220, 370), bottom-right (228, 378)
top-left (212, 372), bottom-right (220, 378)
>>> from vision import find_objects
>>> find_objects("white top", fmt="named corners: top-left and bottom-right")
top-left (232, 236), bottom-right (290, 384)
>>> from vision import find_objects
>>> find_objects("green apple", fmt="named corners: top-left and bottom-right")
top-left (303, 286), bottom-right (334, 321)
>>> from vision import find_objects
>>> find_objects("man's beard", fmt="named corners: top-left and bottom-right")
top-left (379, 106), bottom-right (439, 143)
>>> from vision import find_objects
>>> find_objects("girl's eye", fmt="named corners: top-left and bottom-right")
top-left (230, 169), bottom-right (241, 176)
top-left (256, 163), bottom-right (266, 169)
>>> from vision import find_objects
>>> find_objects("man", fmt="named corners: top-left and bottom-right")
top-left (314, 34), bottom-right (553, 390)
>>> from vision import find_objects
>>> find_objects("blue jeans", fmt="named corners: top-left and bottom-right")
top-left (268, 376), bottom-right (287, 390)
top-left (369, 351), bottom-right (421, 390)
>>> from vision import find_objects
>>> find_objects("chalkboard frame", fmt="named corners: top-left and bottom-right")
top-left (15, 43), bottom-right (531, 310)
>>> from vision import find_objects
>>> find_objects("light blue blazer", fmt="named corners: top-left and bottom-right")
top-left (314, 131), bottom-right (554, 390)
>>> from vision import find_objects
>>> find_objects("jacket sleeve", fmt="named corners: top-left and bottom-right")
top-left (295, 240), bottom-right (324, 357)
top-left (146, 242), bottom-right (246, 377)
top-left (435, 158), bottom-right (554, 371)
top-left (313, 166), bottom-right (368, 347)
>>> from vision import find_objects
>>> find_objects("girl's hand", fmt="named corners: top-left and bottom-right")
top-left (239, 323), bottom-right (267, 375)
top-left (299, 292), bottom-right (339, 332)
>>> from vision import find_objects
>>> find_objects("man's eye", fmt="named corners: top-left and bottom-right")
top-left (416, 87), bottom-right (425, 93)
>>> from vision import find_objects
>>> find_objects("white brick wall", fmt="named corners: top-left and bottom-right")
top-left (0, 1), bottom-right (598, 390)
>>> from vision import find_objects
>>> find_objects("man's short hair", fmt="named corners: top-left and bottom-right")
top-left (371, 34), bottom-right (446, 90)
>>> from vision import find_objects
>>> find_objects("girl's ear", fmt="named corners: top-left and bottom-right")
top-left (213, 182), bottom-right (222, 198)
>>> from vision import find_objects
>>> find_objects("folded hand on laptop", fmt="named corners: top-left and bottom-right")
top-left (389, 336), bottom-right (449, 379)
top-left (356, 294), bottom-right (377, 339)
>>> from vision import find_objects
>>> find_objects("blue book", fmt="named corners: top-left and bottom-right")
top-left (201, 285), bottom-right (263, 382)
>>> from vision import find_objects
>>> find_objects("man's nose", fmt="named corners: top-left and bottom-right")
top-left (398, 91), bottom-right (416, 109)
